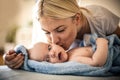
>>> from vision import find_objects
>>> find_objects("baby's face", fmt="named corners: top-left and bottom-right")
top-left (31, 42), bottom-right (68, 63)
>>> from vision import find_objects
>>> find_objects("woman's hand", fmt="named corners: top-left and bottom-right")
top-left (3, 50), bottom-right (24, 69)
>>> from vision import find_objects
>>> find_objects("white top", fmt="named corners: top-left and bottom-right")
top-left (67, 39), bottom-right (81, 51)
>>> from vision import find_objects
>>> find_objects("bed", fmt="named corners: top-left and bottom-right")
top-left (0, 65), bottom-right (120, 80)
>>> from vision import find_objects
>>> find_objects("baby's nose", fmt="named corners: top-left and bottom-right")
top-left (49, 52), bottom-right (56, 58)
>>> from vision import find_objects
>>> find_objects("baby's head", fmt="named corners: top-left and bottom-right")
top-left (28, 42), bottom-right (68, 63)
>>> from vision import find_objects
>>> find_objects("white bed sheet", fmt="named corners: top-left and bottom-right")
top-left (0, 65), bottom-right (120, 80)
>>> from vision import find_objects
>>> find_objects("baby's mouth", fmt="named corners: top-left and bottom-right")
top-left (58, 52), bottom-right (62, 60)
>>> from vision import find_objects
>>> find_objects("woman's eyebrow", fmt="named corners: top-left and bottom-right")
top-left (55, 25), bottom-right (65, 30)
top-left (41, 28), bottom-right (48, 32)
top-left (41, 25), bottom-right (65, 31)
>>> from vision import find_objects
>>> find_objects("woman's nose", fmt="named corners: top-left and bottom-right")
top-left (50, 33), bottom-right (59, 44)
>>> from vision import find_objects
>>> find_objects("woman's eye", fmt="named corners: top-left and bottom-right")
top-left (45, 31), bottom-right (50, 34)
top-left (56, 27), bottom-right (66, 33)
top-left (56, 29), bottom-right (65, 32)
top-left (43, 30), bottom-right (50, 34)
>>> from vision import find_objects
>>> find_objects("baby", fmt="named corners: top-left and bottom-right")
top-left (15, 37), bottom-right (108, 67)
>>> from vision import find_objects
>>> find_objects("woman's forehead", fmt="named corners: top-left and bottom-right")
top-left (40, 17), bottom-right (57, 28)
top-left (39, 17), bottom-right (72, 30)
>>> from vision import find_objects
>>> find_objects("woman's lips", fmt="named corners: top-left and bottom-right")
top-left (60, 45), bottom-right (66, 50)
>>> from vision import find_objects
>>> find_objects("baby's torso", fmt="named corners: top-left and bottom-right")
top-left (68, 36), bottom-right (95, 61)
top-left (68, 46), bottom-right (93, 61)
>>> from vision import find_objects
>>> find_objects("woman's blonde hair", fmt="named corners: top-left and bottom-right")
top-left (32, 0), bottom-right (90, 44)
top-left (35, 0), bottom-right (89, 20)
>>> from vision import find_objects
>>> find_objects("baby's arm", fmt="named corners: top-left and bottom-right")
top-left (68, 38), bottom-right (108, 67)
top-left (86, 38), bottom-right (108, 66)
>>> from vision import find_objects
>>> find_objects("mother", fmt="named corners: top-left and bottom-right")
top-left (4, 0), bottom-right (120, 69)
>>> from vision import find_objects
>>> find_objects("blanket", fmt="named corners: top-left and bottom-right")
top-left (14, 34), bottom-right (120, 76)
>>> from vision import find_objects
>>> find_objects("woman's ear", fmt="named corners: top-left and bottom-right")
top-left (73, 13), bottom-right (81, 26)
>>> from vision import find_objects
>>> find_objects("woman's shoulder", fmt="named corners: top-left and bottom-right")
top-left (85, 5), bottom-right (109, 12)
top-left (85, 5), bottom-right (105, 11)
top-left (85, 5), bottom-right (119, 20)
top-left (83, 5), bottom-right (119, 37)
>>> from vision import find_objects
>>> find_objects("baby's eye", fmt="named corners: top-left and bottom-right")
top-left (48, 45), bottom-right (52, 51)
top-left (45, 55), bottom-right (50, 62)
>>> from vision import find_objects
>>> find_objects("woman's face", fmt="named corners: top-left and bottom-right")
top-left (39, 16), bottom-right (78, 50)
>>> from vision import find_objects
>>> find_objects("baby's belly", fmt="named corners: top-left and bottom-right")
top-left (77, 46), bottom-right (93, 57)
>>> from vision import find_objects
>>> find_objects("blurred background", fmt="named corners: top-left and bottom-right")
top-left (0, 0), bottom-right (120, 65)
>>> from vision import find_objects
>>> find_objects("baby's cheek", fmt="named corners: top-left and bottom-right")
top-left (50, 58), bottom-right (58, 63)
top-left (64, 53), bottom-right (68, 61)
top-left (68, 54), bottom-right (77, 61)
